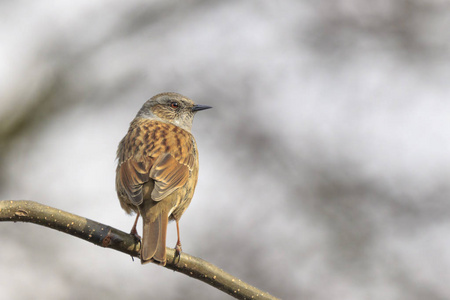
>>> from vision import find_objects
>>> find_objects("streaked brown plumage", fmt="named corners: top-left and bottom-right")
top-left (115, 92), bottom-right (211, 265)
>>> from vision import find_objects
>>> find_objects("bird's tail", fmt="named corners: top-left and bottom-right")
top-left (140, 204), bottom-right (168, 265)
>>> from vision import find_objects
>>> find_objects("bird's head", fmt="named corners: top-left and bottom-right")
top-left (137, 92), bottom-right (211, 132)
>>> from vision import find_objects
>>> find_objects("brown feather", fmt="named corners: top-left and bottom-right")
top-left (149, 153), bottom-right (190, 201)
top-left (116, 119), bottom-right (196, 203)
top-left (140, 205), bottom-right (168, 265)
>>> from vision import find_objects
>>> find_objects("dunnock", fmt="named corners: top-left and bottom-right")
top-left (116, 92), bottom-right (211, 265)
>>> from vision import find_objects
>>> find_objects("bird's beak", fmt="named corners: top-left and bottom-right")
top-left (192, 104), bottom-right (212, 112)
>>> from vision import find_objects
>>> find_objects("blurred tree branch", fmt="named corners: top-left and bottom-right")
top-left (0, 200), bottom-right (278, 300)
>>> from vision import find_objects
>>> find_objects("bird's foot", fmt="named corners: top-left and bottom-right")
top-left (130, 228), bottom-right (141, 241)
top-left (175, 242), bottom-right (182, 258)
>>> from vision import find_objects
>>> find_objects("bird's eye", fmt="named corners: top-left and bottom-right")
top-left (170, 102), bottom-right (179, 109)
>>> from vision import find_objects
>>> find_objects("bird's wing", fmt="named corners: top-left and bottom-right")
top-left (148, 122), bottom-right (197, 201)
top-left (149, 152), bottom-right (190, 201)
top-left (118, 158), bottom-right (151, 205)
top-left (117, 120), bottom-right (196, 204)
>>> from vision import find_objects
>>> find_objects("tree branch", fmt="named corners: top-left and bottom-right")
top-left (0, 200), bottom-right (279, 300)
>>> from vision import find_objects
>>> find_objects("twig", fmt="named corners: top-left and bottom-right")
top-left (0, 200), bottom-right (279, 300)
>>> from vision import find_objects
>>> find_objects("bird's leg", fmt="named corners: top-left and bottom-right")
top-left (130, 212), bottom-right (141, 240)
top-left (175, 219), bottom-right (182, 257)
top-left (128, 212), bottom-right (141, 262)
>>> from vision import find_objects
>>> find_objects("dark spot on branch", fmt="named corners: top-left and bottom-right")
top-left (14, 209), bottom-right (28, 217)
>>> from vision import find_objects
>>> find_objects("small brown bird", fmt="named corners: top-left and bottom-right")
top-left (115, 92), bottom-right (211, 265)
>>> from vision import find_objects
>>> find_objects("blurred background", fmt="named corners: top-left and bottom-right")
top-left (1, 1), bottom-right (450, 299)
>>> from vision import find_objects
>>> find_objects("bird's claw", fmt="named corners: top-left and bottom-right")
top-left (175, 243), bottom-right (182, 258)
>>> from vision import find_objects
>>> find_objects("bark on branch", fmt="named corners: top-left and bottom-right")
top-left (0, 200), bottom-right (279, 300)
